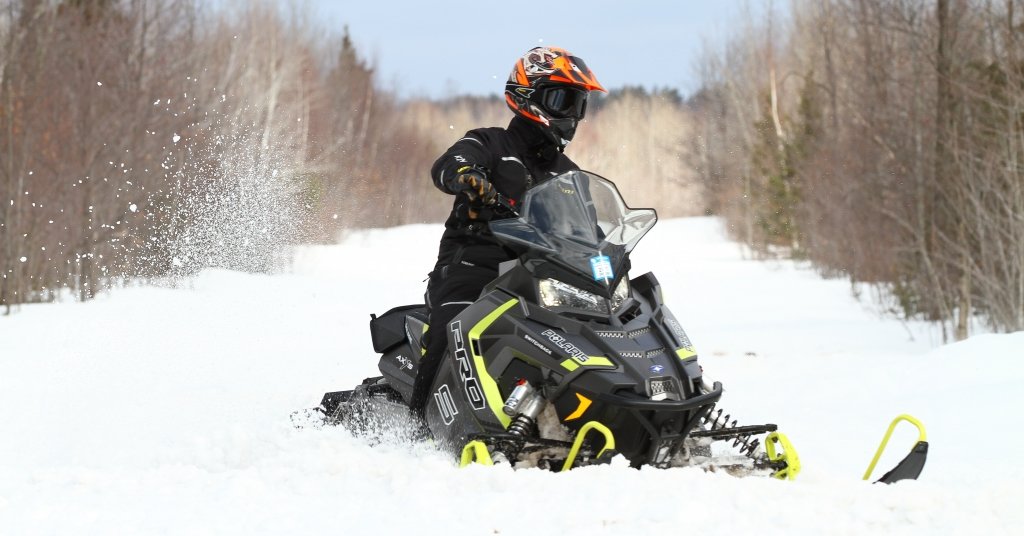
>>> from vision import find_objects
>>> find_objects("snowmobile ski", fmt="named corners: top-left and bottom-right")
top-left (863, 414), bottom-right (928, 484)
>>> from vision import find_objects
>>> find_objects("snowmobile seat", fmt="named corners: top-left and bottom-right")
top-left (370, 304), bottom-right (428, 353)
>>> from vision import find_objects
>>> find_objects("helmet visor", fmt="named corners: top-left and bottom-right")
top-left (542, 86), bottom-right (588, 119)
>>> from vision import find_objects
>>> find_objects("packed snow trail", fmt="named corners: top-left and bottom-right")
top-left (1, 218), bottom-right (1021, 534)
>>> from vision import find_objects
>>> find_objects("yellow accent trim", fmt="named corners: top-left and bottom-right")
top-left (583, 356), bottom-right (614, 367)
top-left (765, 431), bottom-right (801, 480)
top-left (562, 421), bottom-right (616, 471)
top-left (564, 393), bottom-right (592, 421)
top-left (862, 414), bottom-right (928, 481)
top-left (469, 299), bottom-right (519, 429)
top-left (560, 356), bottom-right (614, 370)
top-left (676, 347), bottom-right (697, 359)
top-left (459, 440), bottom-right (494, 467)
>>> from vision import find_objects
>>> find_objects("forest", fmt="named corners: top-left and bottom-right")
top-left (694, 0), bottom-right (1023, 339)
top-left (2, 0), bottom-right (1021, 340)
top-left (0, 0), bottom-right (698, 311)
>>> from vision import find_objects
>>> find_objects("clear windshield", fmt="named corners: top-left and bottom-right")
top-left (489, 171), bottom-right (657, 286)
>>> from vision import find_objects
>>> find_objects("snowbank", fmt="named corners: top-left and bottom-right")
top-left (1, 218), bottom-right (1020, 534)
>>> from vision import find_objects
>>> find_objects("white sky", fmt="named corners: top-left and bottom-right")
top-left (308, 0), bottom-right (774, 98)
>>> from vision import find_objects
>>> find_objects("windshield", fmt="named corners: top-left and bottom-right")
top-left (489, 171), bottom-right (657, 287)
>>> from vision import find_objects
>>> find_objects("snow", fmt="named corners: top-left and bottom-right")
top-left (2, 217), bottom-right (1022, 534)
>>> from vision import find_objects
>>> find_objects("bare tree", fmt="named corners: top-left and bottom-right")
top-left (692, 0), bottom-right (1024, 335)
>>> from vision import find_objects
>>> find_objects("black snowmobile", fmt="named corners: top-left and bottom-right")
top-left (307, 170), bottom-right (803, 477)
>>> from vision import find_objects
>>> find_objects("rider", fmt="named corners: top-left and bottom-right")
top-left (409, 46), bottom-right (606, 414)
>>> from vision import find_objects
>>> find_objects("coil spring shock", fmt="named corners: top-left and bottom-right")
top-left (702, 404), bottom-right (762, 457)
top-left (508, 414), bottom-right (536, 438)
top-left (496, 400), bottom-right (540, 462)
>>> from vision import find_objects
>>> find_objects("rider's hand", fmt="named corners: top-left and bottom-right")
top-left (448, 166), bottom-right (497, 206)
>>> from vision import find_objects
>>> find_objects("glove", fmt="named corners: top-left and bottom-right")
top-left (448, 166), bottom-right (497, 206)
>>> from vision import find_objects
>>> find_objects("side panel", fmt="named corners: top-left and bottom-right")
top-left (424, 293), bottom-right (520, 452)
top-left (424, 348), bottom-right (483, 454)
top-left (377, 344), bottom-right (417, 403)
top-left (377, 310), bottom-right (429, 404)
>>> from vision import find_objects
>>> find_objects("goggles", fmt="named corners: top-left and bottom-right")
top-left (541, 86), bottom-right (589, 119)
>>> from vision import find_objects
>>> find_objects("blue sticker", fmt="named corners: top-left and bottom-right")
top-left (649, 364), bottom-right (665, 373)
top-left (590, 255), bottom-right (614, 281)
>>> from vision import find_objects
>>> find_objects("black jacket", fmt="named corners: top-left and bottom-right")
top-left (430, 116), bottom-right (579, 270)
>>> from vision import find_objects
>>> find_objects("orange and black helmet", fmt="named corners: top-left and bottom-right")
top-left (505, 46), bottom-right (606, 148)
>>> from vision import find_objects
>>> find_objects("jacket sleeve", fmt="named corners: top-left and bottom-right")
top-left (431, 131), bottom-right (493, 194)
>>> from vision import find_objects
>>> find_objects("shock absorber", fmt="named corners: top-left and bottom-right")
top-left (701, 404), bottom-right (762, 457)
top-left (703, 405), bottom-right (733, 431)
top-left (503, 379), bottom-right (533, 417)
top-left (736, 437), bottom-right (761, 457)
top-left (499, 380), bottom-right (545, 459)
top-left (507, 414), bottom-right (535, 438)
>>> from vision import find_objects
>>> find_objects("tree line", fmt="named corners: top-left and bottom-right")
top-left (693, 0), bottom-right (1024, 338)
top-left (0, 0), bottom-right (702, 312)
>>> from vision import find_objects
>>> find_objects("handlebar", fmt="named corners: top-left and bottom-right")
top-left (494, 194), bottom-right (519, 217)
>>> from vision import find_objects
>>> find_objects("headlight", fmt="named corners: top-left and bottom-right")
top-left (538, 278), bottom-right (629, 313)
top-left (611, 276), bottom-right (629, 310)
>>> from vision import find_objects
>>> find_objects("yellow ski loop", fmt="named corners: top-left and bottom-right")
top-left (562, 421), bottom-right (616, 471)
top-left (765, 431), bottom-right (801, 480)
top-left (863, 414), bottom-right (927, 481)
top-left (459, 440), bottom-right (494, 467)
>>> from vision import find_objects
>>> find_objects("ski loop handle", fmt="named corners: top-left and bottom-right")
top-left (863, 414), bottom-right (928, 483)
top-left (765, 431), bottom-right (801, 480)
top-left (562, 421), bottom-right (616, 471)
top-left (459, 440), bottom-right (495, 467)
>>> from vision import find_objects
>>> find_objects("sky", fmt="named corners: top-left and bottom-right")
top-left (309, 0), bottom-right (774, 99)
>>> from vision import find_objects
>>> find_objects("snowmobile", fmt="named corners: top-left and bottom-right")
top-left (303, 170), bottom-right (797, 476)
top-left (307, 170), bottom-right (925, 482)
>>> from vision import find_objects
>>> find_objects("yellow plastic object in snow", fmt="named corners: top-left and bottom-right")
top-left (459, 440), bottom-right (494, 467)
top-left (562, 421), bottom-right (617, 471)
top-left (765, 431), bottom-right (801, 480)
top-left (863, 414), bottom-right (928, 481)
